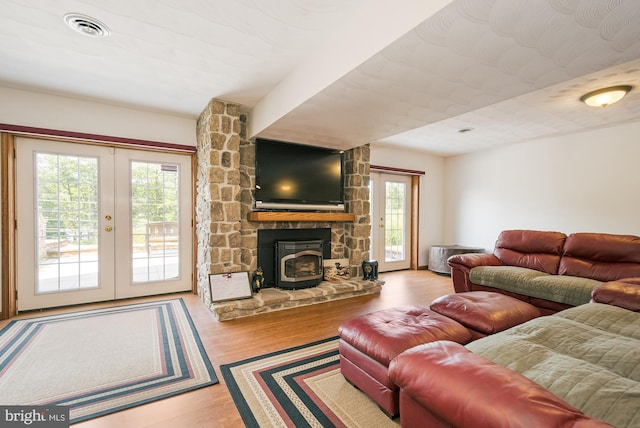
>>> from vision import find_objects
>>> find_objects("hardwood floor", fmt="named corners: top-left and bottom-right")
top-left (5, 270), bottom-right (454, 428)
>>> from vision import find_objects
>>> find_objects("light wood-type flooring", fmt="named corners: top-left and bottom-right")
top-left (2, 269), bottom-right (454, 428)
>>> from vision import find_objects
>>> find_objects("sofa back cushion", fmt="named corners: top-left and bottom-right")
top-left (493, 230), bottom-right (566, 274)
top-left (559, 232), bottom-right (640, 281)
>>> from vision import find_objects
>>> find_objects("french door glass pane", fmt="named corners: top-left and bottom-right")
top-left (130, 161), bottom-right (180, 283)
top-left (35, 153), bottom-right (99, 293)
top-left (369, 179), bottom-right (374, 257)
top-left (385, 181), bottom-right (406, 262)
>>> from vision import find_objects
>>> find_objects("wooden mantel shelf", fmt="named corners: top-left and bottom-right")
top-left (247, 211), bottom-right (355, 222)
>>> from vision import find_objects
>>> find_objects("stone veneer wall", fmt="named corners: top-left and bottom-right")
top-left (196, 98), bottom-right (371, 306)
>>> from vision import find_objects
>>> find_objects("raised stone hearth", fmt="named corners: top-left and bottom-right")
top-left (211, 279), bottom-right (383, 321)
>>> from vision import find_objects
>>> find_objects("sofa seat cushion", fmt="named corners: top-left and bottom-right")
top-left (470, 266), bottom-right (602, 306)
top-left (528, 274), bottom-right (603, 306)
top-left (430, 291), bottom-right (540, 335)
top-left (470, 265), bottom-right (549, 287)
top-left (338, 305), bottom-right (471, 367)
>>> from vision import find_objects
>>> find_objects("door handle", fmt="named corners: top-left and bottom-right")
top-left (105, 225), bottom-right (113, 232)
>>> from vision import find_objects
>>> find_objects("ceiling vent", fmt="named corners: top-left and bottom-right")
top-left (64, 13), bottom-right (110, 38)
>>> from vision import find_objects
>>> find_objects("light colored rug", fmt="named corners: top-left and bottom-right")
top-left (221, 337), bottom-right (399, 427)
top-left (0, 298), bottom-right (218, 423)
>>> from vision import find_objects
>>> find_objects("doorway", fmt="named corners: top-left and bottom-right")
top-left (370, 172), bottom-right (412, 272)
top-left (15, 138), bottom-right (192, 311)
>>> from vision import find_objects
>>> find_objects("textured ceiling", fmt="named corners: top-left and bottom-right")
top-left (1, 0), bottom-right (639, 156)
top-left (0, 0), bottom-right (365, 111)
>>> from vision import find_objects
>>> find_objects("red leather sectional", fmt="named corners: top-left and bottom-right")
top-left (448, 230), bottom-right (640, 314)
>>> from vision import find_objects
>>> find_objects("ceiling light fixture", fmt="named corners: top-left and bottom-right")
top-left (579, 85), bottom-right (632, 108)
top-left (64, 13), bottom-right (111, 38)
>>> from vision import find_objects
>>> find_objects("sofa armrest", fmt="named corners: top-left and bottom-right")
top-left (447, 253), bottom-right (500, 293)
top-left (591, 278), bottom-right (640, 312)
top-left (389, 341), bottom-right (613, 428)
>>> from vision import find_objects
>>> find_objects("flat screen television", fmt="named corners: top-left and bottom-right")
top-left (255, 138), bottom-right (345, 211)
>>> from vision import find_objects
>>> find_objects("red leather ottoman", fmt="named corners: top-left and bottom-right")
top-left (338, 305), bottom-right (472, 417)
top-left (430, 291), bottom-right (541, 340)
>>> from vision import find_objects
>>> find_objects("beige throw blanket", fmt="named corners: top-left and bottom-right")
top-left (466, 303), bottom-right (640, 427)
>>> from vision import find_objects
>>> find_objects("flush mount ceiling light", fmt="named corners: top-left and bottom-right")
top-left (64, 13), bottom-right (110, 38)
top-left (579, 85), bottom-right (632, 108)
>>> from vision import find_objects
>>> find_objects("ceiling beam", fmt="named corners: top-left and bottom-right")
top-left (248, 0), bottom-right (454, 140)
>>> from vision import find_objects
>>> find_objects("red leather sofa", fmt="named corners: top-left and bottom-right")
top-left (388, 281), bottom-right (640, 427)
top-left (448, 230), bottom-right (640, 314)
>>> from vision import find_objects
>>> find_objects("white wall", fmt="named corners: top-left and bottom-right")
top-left (0, 86), bottom-right (197, 146)
top-left (370, 143), bottom-right (446, 267)
top-left (444, 121), bottom-right (640, 251)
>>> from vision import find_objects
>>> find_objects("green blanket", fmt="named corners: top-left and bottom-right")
top-left (466, 304), bottom-right (640, 427)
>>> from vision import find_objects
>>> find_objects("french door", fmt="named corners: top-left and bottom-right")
top-left (15, 138), bottom-right (192, 311)
top-left (370, 172), bottom-right (411, 272)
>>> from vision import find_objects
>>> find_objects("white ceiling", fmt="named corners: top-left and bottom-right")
top-left (1, 0), bottom-right (639, 156)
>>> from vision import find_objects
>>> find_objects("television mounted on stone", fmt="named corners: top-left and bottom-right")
top-left (254, 138), bottom-right (345, 211)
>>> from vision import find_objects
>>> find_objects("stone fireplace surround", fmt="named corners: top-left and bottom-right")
top-left (195, 98), bottom-right (372, 313)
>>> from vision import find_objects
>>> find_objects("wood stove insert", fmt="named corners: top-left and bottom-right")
top-left (275, 240), bottom-right (324, 289)
top-left (257, 228), bottom-right (331, 288)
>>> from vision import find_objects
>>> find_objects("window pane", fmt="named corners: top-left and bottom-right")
top-left (130, 161), bottom-right (181, 283)
top-left (385, 181), bottom-right (406, 262)
top-left (35, 153), bottom-right (99, 293)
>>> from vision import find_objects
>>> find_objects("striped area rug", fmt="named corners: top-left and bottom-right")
top-left (221, 337), bottom-right (398, 428)
top-left (0, 298), bottom-right (218, 423)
